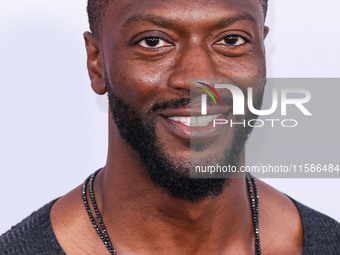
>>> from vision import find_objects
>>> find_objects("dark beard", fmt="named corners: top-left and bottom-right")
top-left (106, 78), bottom-right (263, 202)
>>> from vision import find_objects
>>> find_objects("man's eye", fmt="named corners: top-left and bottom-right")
top-left (219, 35), bottom-right (248, 46)
top-left (138, 37), bottom-right (170, 48)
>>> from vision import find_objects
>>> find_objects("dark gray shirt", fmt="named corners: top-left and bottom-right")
top-left (1, 198), bottom-right (340, 254)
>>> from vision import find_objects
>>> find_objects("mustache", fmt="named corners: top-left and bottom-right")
top-left (149, 98), bottom-right (191, 113)
top-left (148, 95), bottom-right (233, 115)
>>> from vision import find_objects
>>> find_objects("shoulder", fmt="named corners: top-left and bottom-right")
top-left (0, 199), bottom-right (65, 255)
top-left (289, 197), bottom-right (340, 254)
top-left (258, 179), bottom-right (340, 255)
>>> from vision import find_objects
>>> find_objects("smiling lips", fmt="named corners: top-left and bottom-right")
top-left (159, 106), bottom-right (231, 139)
top-left (168, 114), bottom-right (223, 127)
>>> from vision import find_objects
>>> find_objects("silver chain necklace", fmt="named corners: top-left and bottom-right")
top-left (82, 170), bottom-right (261, 255)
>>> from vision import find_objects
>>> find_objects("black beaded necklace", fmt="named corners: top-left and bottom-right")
top-left (82, 170), bottom-right (261, 255)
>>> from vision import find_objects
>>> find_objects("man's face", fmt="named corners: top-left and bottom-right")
top-left (100, 0), bottom-right (267, 201)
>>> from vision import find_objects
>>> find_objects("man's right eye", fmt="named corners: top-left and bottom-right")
top-left (138, 37), bottom-right (171, 48)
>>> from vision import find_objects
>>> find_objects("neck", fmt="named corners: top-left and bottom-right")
top-left (92, 123), bottom-right (255, 254)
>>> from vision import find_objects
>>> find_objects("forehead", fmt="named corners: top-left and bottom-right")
top-left (103, 0), bottom-right (264, 34)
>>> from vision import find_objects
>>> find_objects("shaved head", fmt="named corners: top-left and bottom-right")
top-left (87, 0), bottom-right (268, 39)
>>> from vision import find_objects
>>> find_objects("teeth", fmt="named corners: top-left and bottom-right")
top-left (168, 114), bottom-right (221, 127)
top-left (180, 117), bottom-right (186, 123)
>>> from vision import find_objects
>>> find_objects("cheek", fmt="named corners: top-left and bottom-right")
top-left (108, 57), bottom-right (172, 109)
top-left (218, 56), bottom-right (266, 79)
top-left (216, 55), bottom-right (266, 99)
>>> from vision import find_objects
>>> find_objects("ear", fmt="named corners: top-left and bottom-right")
top-left (263, 26), bottom-right (269, 39)
top-left (83, 32), bottom-right (106, 95)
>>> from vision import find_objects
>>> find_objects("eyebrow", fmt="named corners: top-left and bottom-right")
top-left (124, 14), bottom-right (175, 28)
top-left (122, 14), bottom-right (257, 30)
top-left (213, 14), bottom-right (257, 29)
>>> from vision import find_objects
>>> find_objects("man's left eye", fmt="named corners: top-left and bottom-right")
top-left (138, 37), bottom-right (171, 48)
top-left (218, 35), bottom-right (248, 46)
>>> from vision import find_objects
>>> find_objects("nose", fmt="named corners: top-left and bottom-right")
top-left (167, 43), bottom-right (221, 91)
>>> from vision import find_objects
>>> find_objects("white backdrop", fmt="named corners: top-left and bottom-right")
top-left (0, 0), bottom-right (339, 234)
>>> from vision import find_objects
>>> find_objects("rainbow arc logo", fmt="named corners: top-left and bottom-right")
top-left (196, 82), bottom-right (223, 115)
top-left (197, 82), bottom-right (223, 106)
